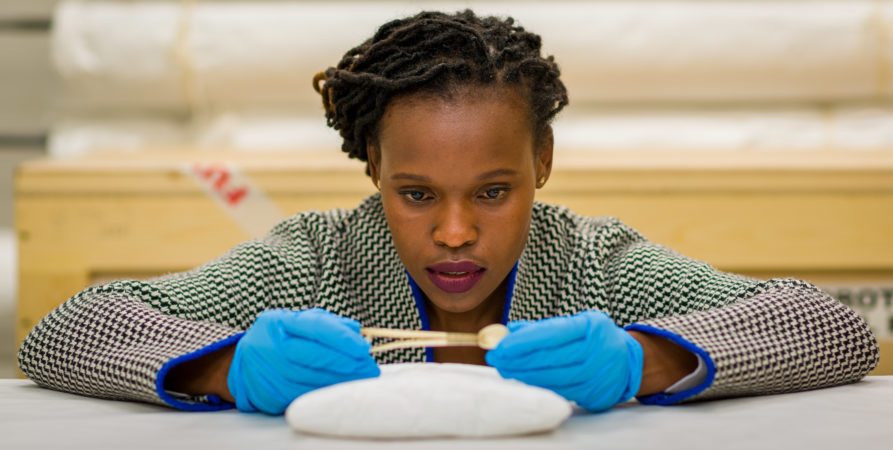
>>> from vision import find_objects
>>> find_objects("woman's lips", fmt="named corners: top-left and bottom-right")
top-left (426, 261), bottom-right (486, 294)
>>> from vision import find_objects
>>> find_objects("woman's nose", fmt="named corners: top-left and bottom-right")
top-left (432, 201), bottom-right (478, 248)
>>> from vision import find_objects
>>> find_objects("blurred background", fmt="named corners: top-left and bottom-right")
top-left (2, 0), bottom-right (893, 378)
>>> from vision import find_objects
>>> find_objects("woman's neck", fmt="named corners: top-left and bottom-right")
top-left (423, 278), bottom-right (507, 365)
top-left (425, 281), bottom-right (506, 333)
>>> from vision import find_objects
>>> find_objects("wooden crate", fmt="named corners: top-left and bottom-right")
top-left (14, 150), bottom-right (893, 375)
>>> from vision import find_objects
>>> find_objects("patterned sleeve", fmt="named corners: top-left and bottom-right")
top-left (591, 219), bottom-right (879, 404)
top-left (17, 214), bottom-right (324, 409)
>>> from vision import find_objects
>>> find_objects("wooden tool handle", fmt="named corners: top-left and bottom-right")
top-left (361, 327), bottom-right (450, 340)
top-left (362, 327), bottom-right (481, 353)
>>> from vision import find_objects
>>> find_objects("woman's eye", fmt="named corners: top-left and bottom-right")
top-left (402, 190), bottom-right (428, 202)
top-left (483, 188), bottom-right (507, 200)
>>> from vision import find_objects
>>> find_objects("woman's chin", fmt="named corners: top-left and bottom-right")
top-left (426, 295), bottom-right (483, 315)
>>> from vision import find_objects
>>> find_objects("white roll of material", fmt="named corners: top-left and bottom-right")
top-left (48, 115), bottom-right (188, 158)
top-left (52, 0), bottom-right (893, 111)
top-left (48, 105), bottom-right (893, 157)
top-left (554, 107), bottom-right (831, 151)
top-left (285, 363), bottom-right (573, 439)
top-left (193, 110), bottom-right (343, 152)
top-left (53, 1), bottom-right (419, 111)
top-left (526, 0), bottom-right (893, 103)
top-left (47, 111), bottom-right (343, 157)
top-left (552, 105), bottom-right (893, 151)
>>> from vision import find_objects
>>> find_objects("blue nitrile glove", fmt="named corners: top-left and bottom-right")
top-left (227, 308), bottom-right (380, 415)
top-left (485, 310), bottom-right (643, 412)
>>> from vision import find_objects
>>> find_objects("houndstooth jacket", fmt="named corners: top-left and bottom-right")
top-left (18, 194), bottom-right (878, 410)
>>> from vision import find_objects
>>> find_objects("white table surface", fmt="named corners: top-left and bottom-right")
top-left (2, 377), bottom-right (892, 450)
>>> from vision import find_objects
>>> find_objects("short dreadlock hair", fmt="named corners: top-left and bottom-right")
top-left (313, 9), bottom-right (568, 174)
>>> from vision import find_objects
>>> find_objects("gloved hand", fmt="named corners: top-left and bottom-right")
top-left (485, 310), bottom-right (643, 412)
top-left (227, 308), bottom-right (380, 415)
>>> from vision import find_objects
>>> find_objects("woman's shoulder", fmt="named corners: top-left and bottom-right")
top-left (529, 201), bottom-right (651, 263)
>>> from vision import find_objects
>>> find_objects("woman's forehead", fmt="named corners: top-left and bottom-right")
top-left (376, 90), bottom-right (536, 173)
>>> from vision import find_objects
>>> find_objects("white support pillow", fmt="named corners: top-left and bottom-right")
top-left (285, 363), bottom-right (573, 439)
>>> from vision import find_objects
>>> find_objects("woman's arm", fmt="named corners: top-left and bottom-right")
top-left (593, 218), bottom-right (879, 403)
top-left (628, 331), bottom-right (698, 396)
top-left (18, 214), bottom-right (322, 410)
top-left (164, 345), bottom-right (236, 403)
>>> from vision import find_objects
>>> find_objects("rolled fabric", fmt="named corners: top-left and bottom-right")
top-left (552, 104), bottom-right (893, 151)
top-left (52, 1), bottom-right (186, 111)
top-left (48, 115), bottom-right (187, 158)
top-left (47, 104), bottom-right (893, 157)
top-left (52, 1), bottom-right (412, 111)
top-left (47, 111), bottom-right (342, 157)
top-left (553, 106), bottom-right (830, 151)
top-left (835, 105), bottom-right (893, 149)
top-left (193, 110), bottom-right (342, 152)
top-left (524, 0), bottom-right (892, 103)
top-left (52, 0), bottom-right (893, 111)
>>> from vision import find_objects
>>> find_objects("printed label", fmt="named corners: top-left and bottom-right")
top-left (183, 162), bottom-right (285, 238)
top-left (821, 284), bottom-right (893, 339)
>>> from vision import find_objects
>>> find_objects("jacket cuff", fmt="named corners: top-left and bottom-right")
top-left (156, 332), bottom-right (245, 411)
top-left (624, 323), bottom-right (715, 405)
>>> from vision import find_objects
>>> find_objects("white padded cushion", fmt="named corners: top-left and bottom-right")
top-left (285, 363), bottom-right (572, 438)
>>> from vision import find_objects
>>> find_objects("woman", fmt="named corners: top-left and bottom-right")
top-left (18, 10), bottom-right (877, 416)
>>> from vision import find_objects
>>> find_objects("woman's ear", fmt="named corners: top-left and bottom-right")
top-left (366, 141), bottom-right (381, 190)
top-left (535, 126), bottom-right (554, 188)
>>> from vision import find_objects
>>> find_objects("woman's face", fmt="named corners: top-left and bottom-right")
top-left (370, 87), bottom-right (552, 317)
